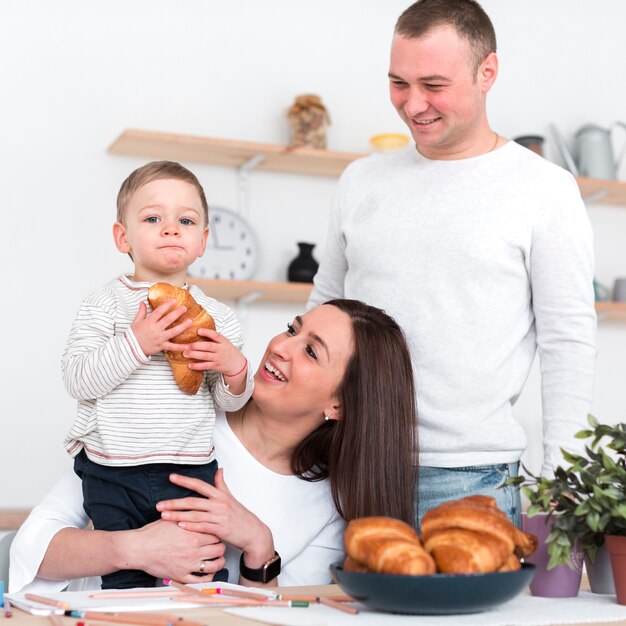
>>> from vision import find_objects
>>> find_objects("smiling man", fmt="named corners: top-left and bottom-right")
top-left (309, 0), bottom-right (596, 529)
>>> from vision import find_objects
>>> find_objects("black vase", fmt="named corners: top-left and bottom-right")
top-left (287, 242), bottom-right (319, 283)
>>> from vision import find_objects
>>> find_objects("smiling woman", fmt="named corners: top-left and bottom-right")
top-left (10, 298), bottom-right (418, 592)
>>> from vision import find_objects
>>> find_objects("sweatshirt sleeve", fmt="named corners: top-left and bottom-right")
top-left (530, 172), bottom-right (597, 475)
top-left (62, 299), bottom-right (150, 400)
top-left (308, 173), bottom-right (350, 309)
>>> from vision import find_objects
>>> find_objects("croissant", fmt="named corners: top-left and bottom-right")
top-left (147, 282), bottom-right (215, 394)
top-left (344, 517), bottom-right (436, 575)
top-left (422, 528), bottom-right (511, 574)
top-left (421, 495), bottom-right (537, 574)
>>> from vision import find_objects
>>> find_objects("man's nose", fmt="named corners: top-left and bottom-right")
top-left (404, 87), bottom-right (429, 117)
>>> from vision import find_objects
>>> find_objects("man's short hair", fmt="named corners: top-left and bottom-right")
top-left (395, 0), bottom-right (497, 75)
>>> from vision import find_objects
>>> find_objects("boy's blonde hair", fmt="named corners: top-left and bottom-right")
top-left (116, 161), bottom-right (209, 225)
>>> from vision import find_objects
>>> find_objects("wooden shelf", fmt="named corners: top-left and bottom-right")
top-left (188, 277), bottom-right (313, 304)
top-left (0, 509), bottom-right (30, 530)
top-left (109, 129), bottom-right (626, 204)
top-left (577, 177), bottom-right (626, 206)
top-left (109, 129), bottom-right (363, 178)
top-left (595, 301), bottom-right (626, 320)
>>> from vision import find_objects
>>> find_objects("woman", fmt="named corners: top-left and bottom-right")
top-left (10, 300), bottom-right (417, 592)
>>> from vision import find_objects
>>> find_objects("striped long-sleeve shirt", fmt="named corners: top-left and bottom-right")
top-left (63, 274), bottom-right (253, 466)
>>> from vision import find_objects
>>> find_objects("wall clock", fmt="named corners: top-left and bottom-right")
top-left (188, 206), bottom-right (260, 280)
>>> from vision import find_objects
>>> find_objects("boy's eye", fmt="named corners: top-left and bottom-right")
top-left (145, 216), bottom-right (159, 223)
top-left (180, 218), bottom-right (195, 225)
top-left (286, 322), bottom-right (296, 336)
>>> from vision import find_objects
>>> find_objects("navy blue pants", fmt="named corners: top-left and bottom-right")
top-left (74, 451), bottom-right (227, 589)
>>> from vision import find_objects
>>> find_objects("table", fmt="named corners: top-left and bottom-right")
top-left (6, 584), bottom-right (626, 626)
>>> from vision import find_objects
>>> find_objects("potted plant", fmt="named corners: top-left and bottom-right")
top-left (507, 415), bottom-right (626, 601)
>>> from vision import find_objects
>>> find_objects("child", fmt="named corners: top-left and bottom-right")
top-left (63, 161), bottom-right (253, 589)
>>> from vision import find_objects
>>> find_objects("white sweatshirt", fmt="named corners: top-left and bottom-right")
top-left (309, 141), bottom-right (596, 475)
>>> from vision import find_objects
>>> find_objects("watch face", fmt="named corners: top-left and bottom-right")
top-left (188, 206), bottom-right (260, 280)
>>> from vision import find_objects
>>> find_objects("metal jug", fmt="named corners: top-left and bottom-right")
top-left (550, 122), bottom-right (626, 179)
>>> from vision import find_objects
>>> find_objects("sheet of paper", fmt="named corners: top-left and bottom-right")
top-left (6, 581), bottom-right (270, 615)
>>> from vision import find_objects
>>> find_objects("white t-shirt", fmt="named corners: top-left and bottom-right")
top-left (10, 413), bottom-right (345, 592)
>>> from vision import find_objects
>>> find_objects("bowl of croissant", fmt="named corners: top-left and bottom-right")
top-left (331, 495), bottom-right (538, 614)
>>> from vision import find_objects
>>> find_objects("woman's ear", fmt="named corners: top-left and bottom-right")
top-left (113, 222), bottom-right (131, 254)
top-left (324, 403), bottom-right (342, 422)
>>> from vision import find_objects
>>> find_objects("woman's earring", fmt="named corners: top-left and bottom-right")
top-left (324, 411), bottom-right (332, 421)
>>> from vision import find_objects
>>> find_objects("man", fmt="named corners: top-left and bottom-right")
top-left (308, 0), bottom-right (596, 527)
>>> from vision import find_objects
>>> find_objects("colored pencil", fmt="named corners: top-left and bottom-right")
top-left (24, 594), bottom-right (71, 610)
top-left (318, 595), bottom-right (359, 615)
top-left (70, 612), bottom-right (178, 626)
top-left (204, 587), bottom-right (276, 600)
top-left (278, 594), bottom-right (355, 603)
top-left (163, 580), bottom-right (204, 597)
top-left (172, 595), bottom-right (306, 608)
top-left (88, 590), bottom-right (180, 599)
top-left (3, 600), bottom-right (12, 618)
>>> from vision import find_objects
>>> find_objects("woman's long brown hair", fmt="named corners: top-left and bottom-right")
top-left (291, 299), bottom-right (418, 525)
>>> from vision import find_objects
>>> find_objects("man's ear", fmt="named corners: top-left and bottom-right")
top-left (478, 51), bottom-right (498, 93)
top-left (113, 222), bottom-right (131, 254)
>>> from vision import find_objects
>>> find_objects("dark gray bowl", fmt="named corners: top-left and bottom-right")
top-left (330, 562), bottom-right (535, 615)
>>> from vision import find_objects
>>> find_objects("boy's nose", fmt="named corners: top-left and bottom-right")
top-left (161, 221), bottom-right (180, 236)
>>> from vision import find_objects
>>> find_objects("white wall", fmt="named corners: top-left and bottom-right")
top-left (1, 0), bottom-right (626, 507)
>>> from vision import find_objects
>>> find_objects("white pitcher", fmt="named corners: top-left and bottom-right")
top-left (550, 122), bottom-right (626, 180)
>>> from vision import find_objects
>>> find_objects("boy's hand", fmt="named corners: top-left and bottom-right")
top-left (131, 300), bottom-right (193, 357)
top-left (175, 328), bottom-right (248, 393)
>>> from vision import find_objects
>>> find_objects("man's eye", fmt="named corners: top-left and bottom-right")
top-left (145, 216), bottom-right (159, 223)
top-left (286, 322), bottom-right (296, 336)
top-left (306, 345), bottom-right (318, 360)
top-left (425, 84), bottom-right (444, 89)
top-left (180, 218), bottom-right (194, 225)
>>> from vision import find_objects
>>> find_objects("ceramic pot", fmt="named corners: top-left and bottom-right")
top-left (522, 513), bottom-right (582, 597)
top-left (287, 242), bottom-right (318, 283)
top-left (584, 543), bottom-right (616, 594)
top-left (605, 534), bottom-right (626, 604)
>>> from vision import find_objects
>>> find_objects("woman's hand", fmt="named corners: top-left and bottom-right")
top-left (119, 519), bottom-right (225, 583)
top-left (157, 470), bottom-right (276, 573)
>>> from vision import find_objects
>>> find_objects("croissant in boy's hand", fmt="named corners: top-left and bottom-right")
top-left (147, 282), bottom-right (215, 394)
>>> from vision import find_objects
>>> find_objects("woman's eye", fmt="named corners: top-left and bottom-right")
top-left (286, 323), bottom-right (296, 336)
top-left (180, 218), bottom-right (194, 225)
top-left (306, 345), bottom-right (318, 360)
top-left (145, 216), bottom-right (159, 223)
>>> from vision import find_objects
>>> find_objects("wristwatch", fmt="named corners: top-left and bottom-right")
top-left (239, 551), bottom-right (281, 583)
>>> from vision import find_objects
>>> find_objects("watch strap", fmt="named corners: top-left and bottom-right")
top-left (239, 551), bottom-right (281, 583)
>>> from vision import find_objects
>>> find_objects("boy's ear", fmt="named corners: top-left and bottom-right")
top-left (197, 226), bottom-right (209, 258)
top-left (113, 222), bottom-right (131, 254)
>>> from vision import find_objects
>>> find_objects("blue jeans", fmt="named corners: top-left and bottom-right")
top-left (414, 462), bottom-right (521, 530)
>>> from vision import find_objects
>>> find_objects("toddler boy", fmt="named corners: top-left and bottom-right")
top-left (63, 161), bottom-right (253, 588)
